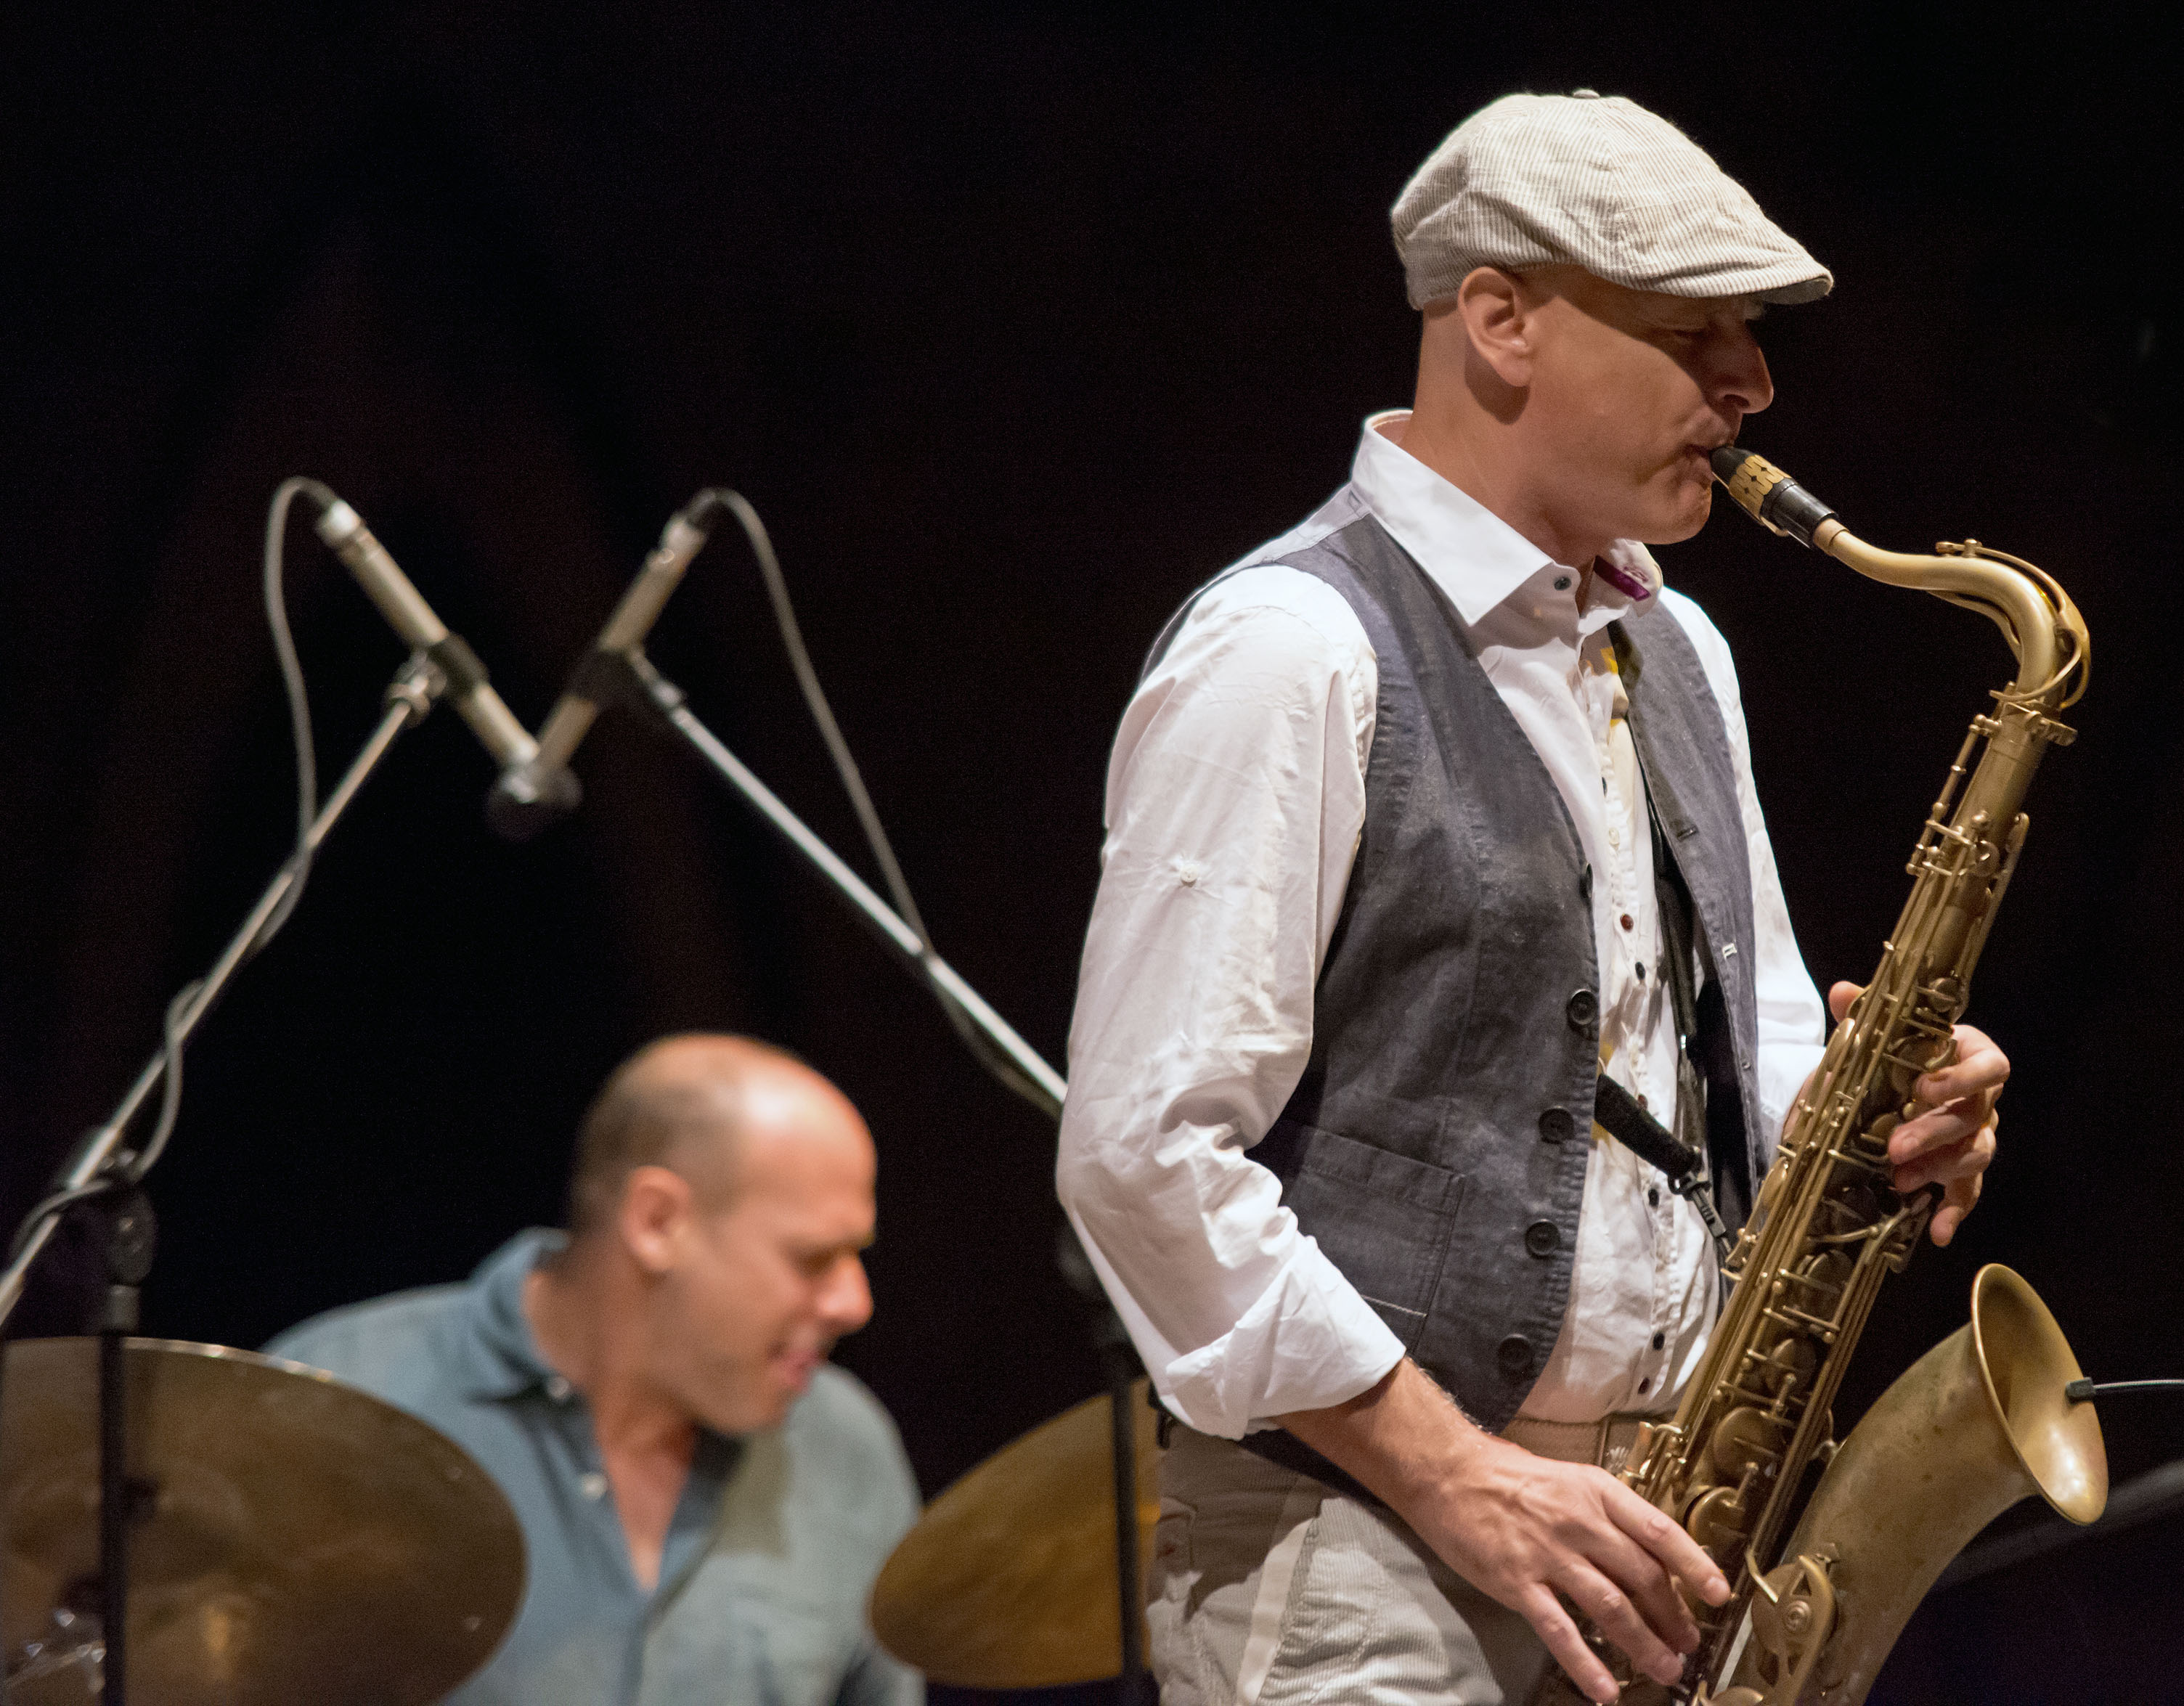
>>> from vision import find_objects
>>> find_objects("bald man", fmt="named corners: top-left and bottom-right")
top-left (267, 1035), bottom-right (921, 1706)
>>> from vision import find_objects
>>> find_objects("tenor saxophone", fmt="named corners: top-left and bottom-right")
top-left (1608, 449), bottom-right (2103, 1705)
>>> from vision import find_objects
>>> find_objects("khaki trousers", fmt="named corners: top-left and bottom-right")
top-left (1149, 1428), bottom-right (1554, 1706)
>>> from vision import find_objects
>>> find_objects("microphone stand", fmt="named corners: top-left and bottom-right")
top-left (608, 648), bottom-right (1065, 1111)
top-left (596, 646), bottom-right (1151, 1702)
top-left (0, 652), bottom-right (447, 1702)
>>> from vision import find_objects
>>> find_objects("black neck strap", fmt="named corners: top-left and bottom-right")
top-left (1587, 789), bottom-right (1733, 1265)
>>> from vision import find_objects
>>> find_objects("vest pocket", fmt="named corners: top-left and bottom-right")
top-left (1270, 1121), bottom-right (1466, 1353)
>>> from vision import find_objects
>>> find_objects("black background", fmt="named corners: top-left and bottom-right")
top-left (3, 3), bottom-right (2180, 1700)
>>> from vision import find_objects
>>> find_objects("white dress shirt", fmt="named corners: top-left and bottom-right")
top-left (1056, 412), bottom-right (1827, 1440)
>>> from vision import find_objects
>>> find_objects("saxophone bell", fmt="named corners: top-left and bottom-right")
top-left (1724, 1265), bottom-right (2106, 1704)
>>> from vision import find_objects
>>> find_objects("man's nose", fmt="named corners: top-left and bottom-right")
top-left (819, 1253), bottom-right (874, 1335)
top-left (1714, 325), bottom-right (1774, 417)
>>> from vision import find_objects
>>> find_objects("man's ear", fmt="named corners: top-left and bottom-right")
top-left (1453, 266), bottom-right (1536, 388)
top-left (618, 1164), bottom-right (694, 1276)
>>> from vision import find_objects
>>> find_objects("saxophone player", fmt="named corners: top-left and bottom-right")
top-left (1054, 91), bottom-right (2010, 1706)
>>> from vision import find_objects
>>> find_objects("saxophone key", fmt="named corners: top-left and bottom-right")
top-left (1709, 1406), bottom-right (1788, 1475)
top-left (1755, 1336), bottom-right (1819, 1400)
top-left (1683, 1485), bottom-right (1751, 1564)
top-left (1790, 1250), bottom-right (1853, 1296)
top-left (1760, 1302), bottom-right (1839, 1341)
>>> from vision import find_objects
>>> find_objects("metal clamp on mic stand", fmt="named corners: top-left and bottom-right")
top-left (0, 652), bottom-right (447, 1705)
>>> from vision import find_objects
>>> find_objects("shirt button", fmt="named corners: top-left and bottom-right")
top-left (1652, 1331), bottom-right (1666, 1350)
top-left (1538, 1107), bottom-right (1574, 1143)
top-left (1524, 1220), bottom-right (1561, 1258)
top-left (1178, 860), bottom-right (1200, 886)
top-left (1620, 913), bottom-right (1634, 931)
top-left (1638, 1377), bottom-right (1651, 1394)
top-left (1566, 989), bottom-right (1598, 1029)
top-left (544, 1375), bottom-right (572, 1403)
top-left (580, 1472), bottom-right (608, 1501)
top-left (1608, 827), bottom-right (1621, 847)
top-left (1648, 1187), bottom-right (1661, 1208)
top-left (1497, 1335), bottom-right (1536, 1379)
top-left (1553, 575), bottom-right (1573, 592)
top-left (1636, 1093), bottom-right (1650, 1111)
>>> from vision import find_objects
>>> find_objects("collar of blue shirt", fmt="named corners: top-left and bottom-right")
top-left (448, 1226), bottom-right (573, 1404)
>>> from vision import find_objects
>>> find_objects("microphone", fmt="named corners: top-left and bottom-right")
top-left (486, 489), bottom-right (730, 840)
top-left (308, 489), bottom-right (543, 773)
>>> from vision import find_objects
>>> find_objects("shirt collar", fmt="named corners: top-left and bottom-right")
top-left (452, 1226), bottom-right (569, 1403)
top-left (449, 1228), bottom-right (749, 1495)
top-left (1348, 409), bottom-right (1663, 627)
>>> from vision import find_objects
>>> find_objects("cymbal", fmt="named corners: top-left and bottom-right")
top-left (871, 1376), bottom-right (1163, 1689)
top-left (3, 1336), bottom-right (524, 1705)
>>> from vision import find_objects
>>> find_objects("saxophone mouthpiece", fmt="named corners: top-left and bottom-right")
top-left (1711, 445), bottom-right (1840, 550)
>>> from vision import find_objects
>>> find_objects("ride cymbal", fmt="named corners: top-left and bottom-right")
top-left (2, 1336), bottom-right (524, 1706)
top-left (871, 1377), bottom-right (1162, 1689)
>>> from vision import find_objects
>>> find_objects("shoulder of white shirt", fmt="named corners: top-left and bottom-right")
top-left (1162, 463), bottom-right (1745, 719)
top-left (1173, 554), bottom-right (1739, 696)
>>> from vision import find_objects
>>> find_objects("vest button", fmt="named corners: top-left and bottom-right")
top-left (1525, 1220), bottom-right (1561, 1257)
top-left (1537, 1107), bottom-right (1574, 1143)
top-left (1566, 988), bottom-right (1598, 1029)
top-left (1496, 1334), bottom-right (1535, 1379)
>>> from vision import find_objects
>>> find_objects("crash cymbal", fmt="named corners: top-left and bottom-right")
top-left (871, 1376), bottom-right (1163, 1689)
top-left (2, 1336), bottom-right (523, 1706)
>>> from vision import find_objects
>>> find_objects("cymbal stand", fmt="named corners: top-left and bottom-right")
top-left (595, 646), bottom-right (1154, 1702)
top-left (86, 1190), bottom-right (155, 1706)
top-left (0, 652), bottom-right (447, 1703)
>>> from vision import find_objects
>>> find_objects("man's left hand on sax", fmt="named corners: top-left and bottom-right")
top-left (1825, 980), bottom-right (2008, 1247)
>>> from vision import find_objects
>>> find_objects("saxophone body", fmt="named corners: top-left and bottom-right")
top-left (1614, 449), bottom-right (2102, 1705)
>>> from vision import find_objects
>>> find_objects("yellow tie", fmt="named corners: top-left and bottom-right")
top-left (1591, 638), bottom-right (1642, 1145)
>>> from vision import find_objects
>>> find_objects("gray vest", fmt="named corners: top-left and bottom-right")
top-left (1154, 514), bottom-right (1766, 1431)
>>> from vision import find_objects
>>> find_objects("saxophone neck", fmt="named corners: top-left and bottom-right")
top-left (1710, 446), bottom-right (2090, 714)
top-left (1815, 522), bottom-right (2079, 711)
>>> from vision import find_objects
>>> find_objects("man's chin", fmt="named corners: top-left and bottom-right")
top-left (1639, 483), bottom-right (1714, 547)
top-left (696, 1363), bottom-right (815, 1434)
top-left (771, 1350), bottom-right (825, 1403)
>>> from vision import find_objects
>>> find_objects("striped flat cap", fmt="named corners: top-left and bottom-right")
top-left (1391, 90), bottom-right (1830, 309)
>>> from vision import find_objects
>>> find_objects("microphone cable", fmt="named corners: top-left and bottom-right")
top-left (7, 482), bottom-right (321, 1261)
top-left (2066, 1378), bottom-right (2184, 1402)
top-left (694, 489), bottom-right (1057, 1117)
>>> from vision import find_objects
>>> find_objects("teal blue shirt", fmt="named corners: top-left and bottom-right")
top-left (266, 1230), bottom-right (923, 1706)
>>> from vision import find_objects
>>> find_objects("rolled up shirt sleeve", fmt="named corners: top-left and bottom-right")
top-left (1056, 567), bottom-right (1404, 1440)
top-left (1660, 590), bottom-right (1828, 1151)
